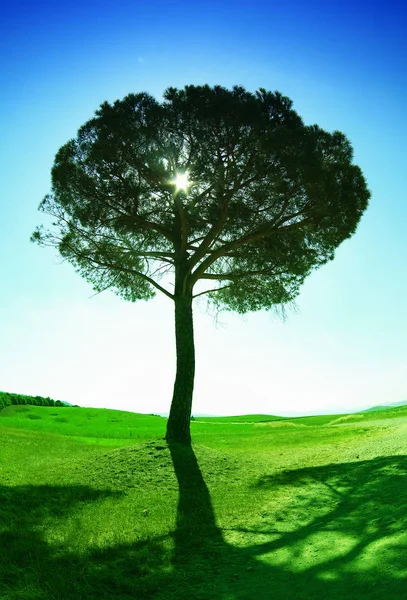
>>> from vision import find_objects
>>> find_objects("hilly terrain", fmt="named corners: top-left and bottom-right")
top-left (360, 399), bottom-right (407, 412)
top-left (0, 402), bottom-right (406, 599)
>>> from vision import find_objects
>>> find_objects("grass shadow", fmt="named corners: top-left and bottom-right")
top-left (243, 455), bottom-right (407, 575)
top-left (1, 450), bottom-right (406, 599)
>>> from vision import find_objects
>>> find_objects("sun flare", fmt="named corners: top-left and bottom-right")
top-left (171, 171), bottom-right (190, 192)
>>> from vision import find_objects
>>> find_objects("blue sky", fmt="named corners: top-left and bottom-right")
top-left (1, 0), bottom-right (406, 416)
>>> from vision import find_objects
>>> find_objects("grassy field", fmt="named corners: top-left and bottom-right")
top-left (1, 403), bottom-right (406, 599)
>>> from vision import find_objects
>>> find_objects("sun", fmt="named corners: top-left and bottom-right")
top-left (171, 171), bottom-right (191, 192)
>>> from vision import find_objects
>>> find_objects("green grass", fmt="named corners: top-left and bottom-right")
top-left (0, 404), bottom-right (166, 441)
top-left (1, 403), bottom-right (406, 599)
top-left (193, 414), bottom-right (285, 423)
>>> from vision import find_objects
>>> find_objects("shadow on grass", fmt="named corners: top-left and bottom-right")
top-left (1, 451), bottom-right (406, 599)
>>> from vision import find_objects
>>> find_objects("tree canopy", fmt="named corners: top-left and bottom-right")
top-left (32, 84), bottom-right (370, 442)
top-left (33, 85), bottom-right (369, 311)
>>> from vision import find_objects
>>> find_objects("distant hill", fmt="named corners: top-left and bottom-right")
top-left (360, 400), bottom-right (407, 413)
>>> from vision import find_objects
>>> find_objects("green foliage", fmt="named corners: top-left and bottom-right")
top-left (0, 392), bottom-right (12, 410)
top-left (0, 391), bottom-right (71, 410)
top-left (32, 84), bottom-right (370, 313)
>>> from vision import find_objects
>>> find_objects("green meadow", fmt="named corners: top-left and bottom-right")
top-left (1, 403), bottom-right (406, 599)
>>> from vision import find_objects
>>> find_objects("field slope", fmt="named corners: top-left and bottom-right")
top-left (1, 403), bottom-right (406, 599)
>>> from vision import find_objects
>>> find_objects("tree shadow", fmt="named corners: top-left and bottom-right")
top-left (1, 450), bottom-right (406, 599)
top-left (242, 455), bottom-right (407, 579)
top-left (0, 484), bottom-right (126, 599)
top-left (158, 446), bottom-right (407, 599)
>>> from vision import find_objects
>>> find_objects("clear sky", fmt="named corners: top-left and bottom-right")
top-left (1, 0), bottom-right (406, 416)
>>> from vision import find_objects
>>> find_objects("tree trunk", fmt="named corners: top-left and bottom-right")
top-left (166, 292), bottom-right (195, 444)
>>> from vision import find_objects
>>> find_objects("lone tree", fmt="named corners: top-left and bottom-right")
top-left (32, 85), bottom-right (370, 444)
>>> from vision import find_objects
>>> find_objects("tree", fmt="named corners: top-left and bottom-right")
top-left (32, 85), bottom-right (370, 444)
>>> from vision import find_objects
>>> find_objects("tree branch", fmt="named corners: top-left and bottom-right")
top-left (192, 283), bottom-right (234, 299)
top-left (177, 196), bottom-right (189, 254)
top-left (59, 237), bottom-right (175, 300)
top-left (190, 205), bottom-right (313, 285)
top-left (128, 250), bottom-right (175, 260)
top-left (118, 266), bottom-right (174, 300)
top-left (187, 199), bottom-right (229, 272)
top-left (190, 226), bottom-right (272, 285)
top-left (200, 266), bottom-right (276, 281)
